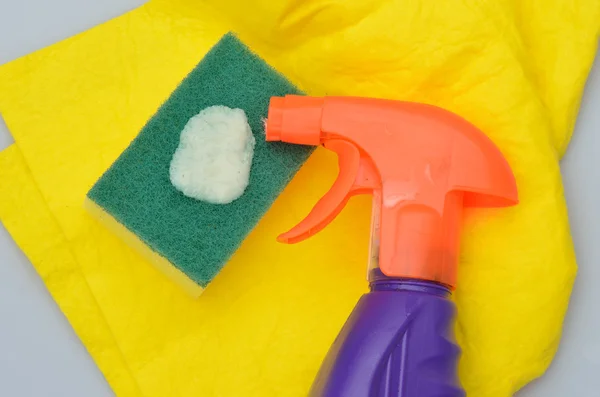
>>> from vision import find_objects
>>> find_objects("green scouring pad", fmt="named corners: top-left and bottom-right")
top-left (86, 33), bottom-right (312, 296)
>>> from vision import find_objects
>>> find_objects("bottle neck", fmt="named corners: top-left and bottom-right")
top-left (368, 268), bottom-right (451, 297)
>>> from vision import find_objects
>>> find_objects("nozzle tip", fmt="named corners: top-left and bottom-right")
top-left (265, 97), bottom-right (285, 142)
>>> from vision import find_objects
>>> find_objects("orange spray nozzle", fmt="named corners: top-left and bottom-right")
top-left (266, 95), bottom-right (518, 288)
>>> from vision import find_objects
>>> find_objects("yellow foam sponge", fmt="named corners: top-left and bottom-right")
top-left (0, 0), bottom-right (598, 396)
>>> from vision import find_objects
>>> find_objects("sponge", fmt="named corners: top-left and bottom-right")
top-left (86, 33), bottom-right (311, 296)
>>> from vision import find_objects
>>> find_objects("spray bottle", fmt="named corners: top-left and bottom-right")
top-left (265, 95), bottom-right (518, 397)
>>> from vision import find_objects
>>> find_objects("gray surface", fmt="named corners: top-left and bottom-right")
top-left (0, 1), bottom-right (598, 395)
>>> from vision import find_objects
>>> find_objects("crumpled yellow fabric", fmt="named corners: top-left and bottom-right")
top-left (0, 0), bottom-right (598, 396)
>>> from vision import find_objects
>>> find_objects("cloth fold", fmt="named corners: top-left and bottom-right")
top-left (0, 0), bottom-right (598, 395)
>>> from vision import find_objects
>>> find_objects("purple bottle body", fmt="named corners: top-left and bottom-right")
top-left (309, 270), bottom-right (464, 397)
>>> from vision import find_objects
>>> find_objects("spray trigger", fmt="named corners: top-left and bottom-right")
top-left (277, 140), bottom-right (380, 243)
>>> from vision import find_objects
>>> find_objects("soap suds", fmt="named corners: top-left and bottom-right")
top-left (169, 106), bottom-right (255, 204)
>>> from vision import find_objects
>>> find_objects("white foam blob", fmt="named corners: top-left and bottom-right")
top-left (169, 105), bottom-right (256, 204)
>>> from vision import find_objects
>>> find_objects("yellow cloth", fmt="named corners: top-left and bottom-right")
top-left (0, 1), bottom-right (598, 395)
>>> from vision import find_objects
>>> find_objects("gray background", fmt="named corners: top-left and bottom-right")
top-left (0, 1), bottom-right (598, 395)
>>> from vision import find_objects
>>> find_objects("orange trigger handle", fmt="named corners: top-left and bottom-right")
top-left (276, 140), bottom-right (379, 243)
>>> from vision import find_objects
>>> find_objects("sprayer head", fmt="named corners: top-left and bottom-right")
top-left (266, 95), bottom-right (518, 288)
